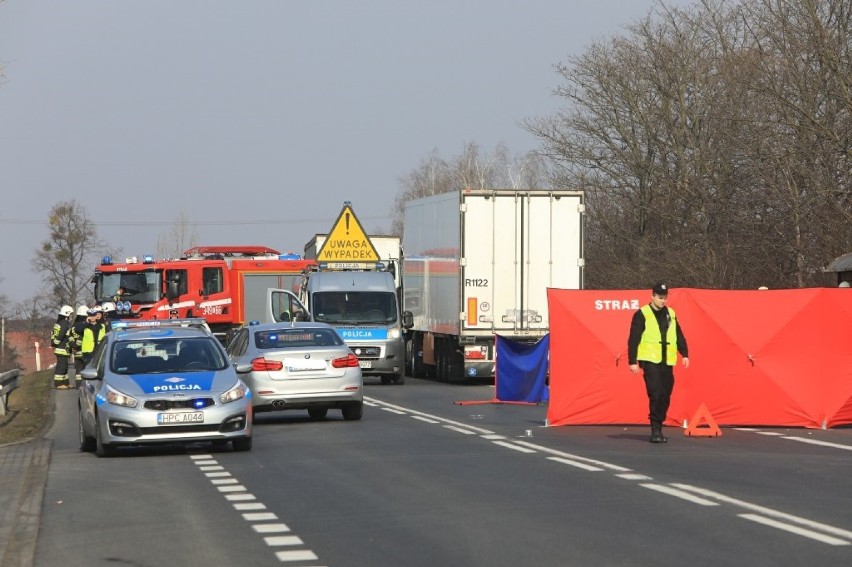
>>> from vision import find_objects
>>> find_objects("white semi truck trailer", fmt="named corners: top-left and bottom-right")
top-left (403, 189), bottom-right (584, 381)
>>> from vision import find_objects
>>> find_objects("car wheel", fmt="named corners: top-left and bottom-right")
top-left (392, 373), bottom-right (405, 385)
top-left (232, 436), bottom-right (252, 452)
top-left (78, 407), bottom-right (95, 453)
top-left (95, 418), bottom-right (116, 458)
top-left (342, 402), bottom-right (363, 421)
top-left (308, 407), bottom-right (328, 420)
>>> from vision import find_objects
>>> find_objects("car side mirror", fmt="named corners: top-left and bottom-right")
top-left (234, 362), bottom-right (253, 374)
top-left (80, 367), bottom-right (101, 380)
top-left (402, 311), bottom-right (414, 329)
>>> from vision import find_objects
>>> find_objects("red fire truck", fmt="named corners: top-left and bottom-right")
top-left (92, 246), bottom-right (316, 340)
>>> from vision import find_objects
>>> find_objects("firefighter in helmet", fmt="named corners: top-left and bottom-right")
top-left (70, 305), bottom-right (89, 380)
top-left (51, 305), bottom-right (75, 390)
top-left (101, 301), bottom-right (119, 332)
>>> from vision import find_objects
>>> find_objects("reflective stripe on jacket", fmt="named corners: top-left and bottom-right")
top-left (636, 304), bottom-right (678, 365)
top-left (51, 320), bottom-right (71, 356)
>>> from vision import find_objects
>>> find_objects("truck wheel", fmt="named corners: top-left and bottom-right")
top-left (409, 334), bottom-right (427, 379)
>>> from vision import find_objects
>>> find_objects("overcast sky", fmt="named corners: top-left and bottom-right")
top-left (0, 0), bottom-right (695, 305)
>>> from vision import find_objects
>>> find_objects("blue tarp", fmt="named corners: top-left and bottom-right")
top-left (495, 334), bottom-right (549, 403)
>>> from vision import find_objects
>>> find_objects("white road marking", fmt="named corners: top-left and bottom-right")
top-left (616, 473), bottom-right (653, 481)
top-left (672, 484), bottom-right (852, 540)
top-left (547, 456), bottom-right (604, 471)
top-left (782, 436), bottom-right (852, 451)
top-left (443, 425), bottom-right (478, 435)
top-left (263, 535), bottom-right (302, 546)
top-left (364, 396), bottom-right (494, 434)
top-left (275, 550), bottom-right (319, 562)
top-left (492, 440), bottom-right (537, 453)
top-left (365, 395), bottom-right (852, 547)
top-left (411, 415), bottom-right (440, 424)
top-left (739, 514), bottom-right (851, 546)
top-left (225, 493), bottom-right (256, 501)
top-left (234, 502), bottom-right (266, 511)
top-left (191, 456), bottom-right (321, 564)
top-left (512, 440), bottom-right (633, 472)
top-left (252, 523), bottom-right (291, 534)
top-left (381, 407), bottom-right (407, 415)
top-left (640, 483), bottom-right (719, 506)
top-left (243, 512), bottom-right (278, 521)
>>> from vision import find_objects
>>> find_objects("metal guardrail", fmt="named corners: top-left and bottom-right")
top-left (0, 369), bottom-right (21, 417)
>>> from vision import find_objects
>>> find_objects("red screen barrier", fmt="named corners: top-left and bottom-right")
top-left (547, 288), bottom-right (852, 429)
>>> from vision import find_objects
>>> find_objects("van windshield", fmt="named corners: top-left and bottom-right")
top-left (313, 291), bottom-right (397, 325)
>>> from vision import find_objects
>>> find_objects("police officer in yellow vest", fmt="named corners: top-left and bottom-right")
top-left (627, 283), bottom-right (689, 443)
top-left (80, 306), bottom-right (107, 368)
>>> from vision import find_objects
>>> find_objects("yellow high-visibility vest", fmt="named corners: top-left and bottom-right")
top-left (636, 304), bottom-right (678, 365)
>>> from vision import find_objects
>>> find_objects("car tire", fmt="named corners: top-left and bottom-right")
top-left (95, 418), bottom-right (116, 458)
top-left (78, 408), bottom-right (95, 453)
top-left (308, 407), bottom-right (328, 420)
top-left (392, 373), bottom-right (405, 385)
top-left (342, 402), bottom-right (363, 421)
top-left (232, 436), bottom-right (253, 452)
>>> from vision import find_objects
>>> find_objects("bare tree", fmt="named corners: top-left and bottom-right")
top-left (31, 200), bottom-right (109, 310)
top-left (527, 0), bottom-right (850, 289)
top-left (391, 143), bottom-right (552, 235)
top-left (157, 210), bottom-right (199, 258)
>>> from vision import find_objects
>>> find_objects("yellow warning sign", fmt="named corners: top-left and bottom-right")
top-left (316, 203), bottom-right (379, 264)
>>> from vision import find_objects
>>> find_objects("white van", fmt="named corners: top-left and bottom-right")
top-left (298, 269), bottom-right (412, 385)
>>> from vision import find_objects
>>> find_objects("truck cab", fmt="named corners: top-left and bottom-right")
top-left (298, 268), bottom-right (413, 384)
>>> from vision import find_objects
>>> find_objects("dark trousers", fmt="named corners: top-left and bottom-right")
top-left (54, 354), bottom-right (69, 378)
top-left (642, 362), bottom-right (675, 425)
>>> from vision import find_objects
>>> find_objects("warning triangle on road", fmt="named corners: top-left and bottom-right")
top-left (316, 202), bottom-right (379, 264)
top-left (684, 403), bottom-right (722, 437)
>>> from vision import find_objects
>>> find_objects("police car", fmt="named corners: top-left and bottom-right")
top-left (77, 319), bottom-right (252, 457)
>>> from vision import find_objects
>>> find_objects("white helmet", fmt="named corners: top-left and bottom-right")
top-left (102, 301), bottom-right (116, 313)
top-left (59, 305), bottom-right (74, 317)
top-left (76, 305), bottom-right (89, 317)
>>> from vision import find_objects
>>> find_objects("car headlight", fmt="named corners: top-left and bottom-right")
top-left (220, 381), bottom-right (248, 404)
top-left (388, 328), bottom-right (401, 339)
top-left (106, 384), bottom-right (138, 408)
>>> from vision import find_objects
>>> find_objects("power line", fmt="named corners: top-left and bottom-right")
top-left (0, 215), bottom-right (394, 227)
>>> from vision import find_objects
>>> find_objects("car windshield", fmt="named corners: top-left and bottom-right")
top-left (254, 328), bottom-right (343, 349)
top-left (111, 338), bottom-right (228, 374)
top-left (312, 291), bottom-right (397, 324)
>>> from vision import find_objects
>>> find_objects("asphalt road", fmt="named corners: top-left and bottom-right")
top-left (34, 376), bottom-right (852, 566)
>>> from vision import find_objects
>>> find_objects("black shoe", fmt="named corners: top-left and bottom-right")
top-left (650, 433), bottom-right (665, 443)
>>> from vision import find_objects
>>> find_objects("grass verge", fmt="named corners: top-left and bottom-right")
top-left (0, 370), bottom-right (55, 446)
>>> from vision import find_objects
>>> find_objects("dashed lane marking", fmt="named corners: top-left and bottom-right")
top-left (189, 454), bottom-right (323, 564)
top-left (364, 396), bottom-right (852, 547)
top-left (640, 483), bottom-right (720, 506)
top-left (739, 514), bottom-right (851, 546)
top-left (492, 440), bottom-right (537, 453)
top-left (547, 456), bottom-right (604, 472)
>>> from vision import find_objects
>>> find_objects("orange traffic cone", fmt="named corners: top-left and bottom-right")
top-left (684, 403), bottom-right (722, 437)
